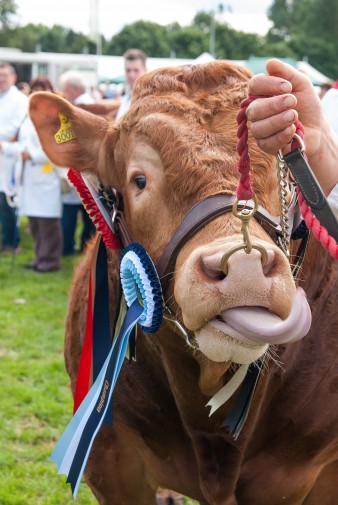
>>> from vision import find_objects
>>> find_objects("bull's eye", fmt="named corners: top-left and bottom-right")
top-left (133, 175), bottom-right (147, 190)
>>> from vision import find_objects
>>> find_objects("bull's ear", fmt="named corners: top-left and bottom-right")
top-left (29, 92), bottom-right (117, 186)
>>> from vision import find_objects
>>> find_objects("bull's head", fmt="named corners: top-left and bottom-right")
top-left (29, 62), bottom-right (311, 389)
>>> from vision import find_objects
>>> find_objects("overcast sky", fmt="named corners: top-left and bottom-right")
top-left (14, 0), bottom-right (274, 39)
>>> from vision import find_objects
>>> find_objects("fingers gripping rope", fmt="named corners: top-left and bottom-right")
top-left (238, 97), bottom-right (338, 260)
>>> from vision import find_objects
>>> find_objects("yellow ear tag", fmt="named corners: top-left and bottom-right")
top-left (54, 112), bottom-right (76, 144)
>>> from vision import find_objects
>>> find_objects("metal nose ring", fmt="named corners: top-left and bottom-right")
top-left (220, 196), bottom-right (269, 275)
top-left (220, 243), bottom-right (268, 275)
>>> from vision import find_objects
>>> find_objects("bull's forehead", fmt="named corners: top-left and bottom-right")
top-left (120, 102), bottom-right (239, 163)
top-left (115, 63), bottom-right (277, 209)
top-left (127, 140), bottom-right (162, 169)
top-left (117, 109), bottom-right (242, 201)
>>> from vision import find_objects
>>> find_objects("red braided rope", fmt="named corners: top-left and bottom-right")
top-left (67, 168), bottom-right (121, 250)
top-left (236, 96), bottom-right (256, 200)
top-left (237, 96), bottom-right (338, 260)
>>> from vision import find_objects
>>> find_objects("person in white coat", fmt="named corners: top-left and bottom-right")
top-left (1, 76), bottom-right (63, 272)
top-left (0, 61), bottom-right (28, 253)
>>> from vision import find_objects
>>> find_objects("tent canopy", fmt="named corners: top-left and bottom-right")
top-left (242, 56), bottom-right (331, 86)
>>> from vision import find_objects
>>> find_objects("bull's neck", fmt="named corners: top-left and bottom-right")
top-left (299, 237), bottom-right (338, 304)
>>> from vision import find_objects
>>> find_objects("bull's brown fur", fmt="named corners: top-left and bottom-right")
top-left (29, 62), bottom-right (338, 505)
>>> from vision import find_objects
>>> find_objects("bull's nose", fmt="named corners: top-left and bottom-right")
top-left (200, 245), bottom-right (279, 283)
top-left (174, 240), bottom-right (295, 330)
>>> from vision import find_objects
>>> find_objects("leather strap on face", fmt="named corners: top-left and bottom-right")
top-left (156, 194), bottom-right (284, 293)
top-left (113, 209), bottom-right (132, 247)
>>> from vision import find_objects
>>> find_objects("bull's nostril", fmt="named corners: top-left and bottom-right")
top-left (200, 259), bottom-right (226, 281)
top-left (263, 252), bottom-right (281, 277)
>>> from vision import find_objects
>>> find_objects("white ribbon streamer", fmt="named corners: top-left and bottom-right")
top-left (206, 364), bottom-right (249, 416)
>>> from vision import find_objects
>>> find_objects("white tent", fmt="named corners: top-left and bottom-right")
top-left (296, 61), bottom-right (332, 86)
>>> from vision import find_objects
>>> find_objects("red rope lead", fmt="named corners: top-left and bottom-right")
top-left (236, 96), bottom-right (256, 200)
top-left (298, 188), bottom-right (338, 259)
top-left (237, 97), bottom-right (338, 260)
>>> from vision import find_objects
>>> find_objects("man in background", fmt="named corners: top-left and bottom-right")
top-left (0, 62), bottom-right (28, 254)
top-left (59, 71), bottom-right (95, 106)
top-left (115, 49), bottom-right (147, 120)
top-left (58, 71), bottom-right (96, 255)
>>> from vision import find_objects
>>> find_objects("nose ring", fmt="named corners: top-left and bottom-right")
top-left (220, 197), bottom-right (269, 275)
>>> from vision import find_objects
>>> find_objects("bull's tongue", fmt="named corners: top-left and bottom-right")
top-left (221, 287), bottom-right (311, 345)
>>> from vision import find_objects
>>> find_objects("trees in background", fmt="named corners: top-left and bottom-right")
top-left (0, 0), bottom-right (16, 27)
top-left (267, 0), bottom-right (338, 77)
top-left (0, 0), bottom-right (337, 78)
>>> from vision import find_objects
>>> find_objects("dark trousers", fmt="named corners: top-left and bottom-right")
top-left (62, 203), bottom-right (96, 255)
top-left (0, 191), bottom-right (20, 249)
top-left (29, 216), bottom-right (63, 271)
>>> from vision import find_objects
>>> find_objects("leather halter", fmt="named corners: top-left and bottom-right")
top-left (156, 194), bottom-right (284, 293)
top-left (112, 192), bottom-right (291, 293)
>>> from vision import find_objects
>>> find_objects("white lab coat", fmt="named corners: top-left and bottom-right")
top-left (1, 116), bottom-right (62, 218)
top-left (0, 85), bottom-right (28, 193)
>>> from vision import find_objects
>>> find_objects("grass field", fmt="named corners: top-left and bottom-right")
top-left (0, 219), bottom-right (197, 505)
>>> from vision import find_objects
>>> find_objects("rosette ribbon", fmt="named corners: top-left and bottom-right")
top-left (51, 242), bottom-right (163, 497)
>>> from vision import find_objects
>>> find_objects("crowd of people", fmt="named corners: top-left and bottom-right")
top-left (1, 51), bottom-right (338, 273)
top-left (0, 49), bottom-right (147, 272)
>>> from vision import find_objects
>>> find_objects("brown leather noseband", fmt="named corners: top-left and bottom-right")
top-left (155, 194), bottom-right (284, 293)
top-left (111, 192), bottom-right (296, 294)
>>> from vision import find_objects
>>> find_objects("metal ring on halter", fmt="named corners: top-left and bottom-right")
top-left (220, 196), bottom-right (269, 275)
top-left (232, 195), bottom-right (259, 219)
top-left (278, 133), bottom-right (306, 163)
top-left (163, 308), bottom-right (196, 349)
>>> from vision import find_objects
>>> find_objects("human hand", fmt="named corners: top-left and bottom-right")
top-left (246, 59), bottom-right (324, 159)
top-left (247, 58), bottom-right (338, 195)
top-left (21, 149), bottom-right (32, 161)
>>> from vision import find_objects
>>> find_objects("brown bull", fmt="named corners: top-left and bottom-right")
top-left (29, 62), bottom-right (338, 505)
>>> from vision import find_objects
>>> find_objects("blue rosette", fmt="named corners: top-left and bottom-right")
top-left (50, 241), bottom-right (164, 498)
top-left (120, 242), bottom-right (163, 333)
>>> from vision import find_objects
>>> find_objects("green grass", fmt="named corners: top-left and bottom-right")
top-left (0, 219), bottom-right (198, 505)
top-left (0, 219), bottom-right (97, 505)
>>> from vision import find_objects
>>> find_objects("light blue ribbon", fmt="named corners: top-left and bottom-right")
top-left (51, 299), bottom-right (143, 497)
